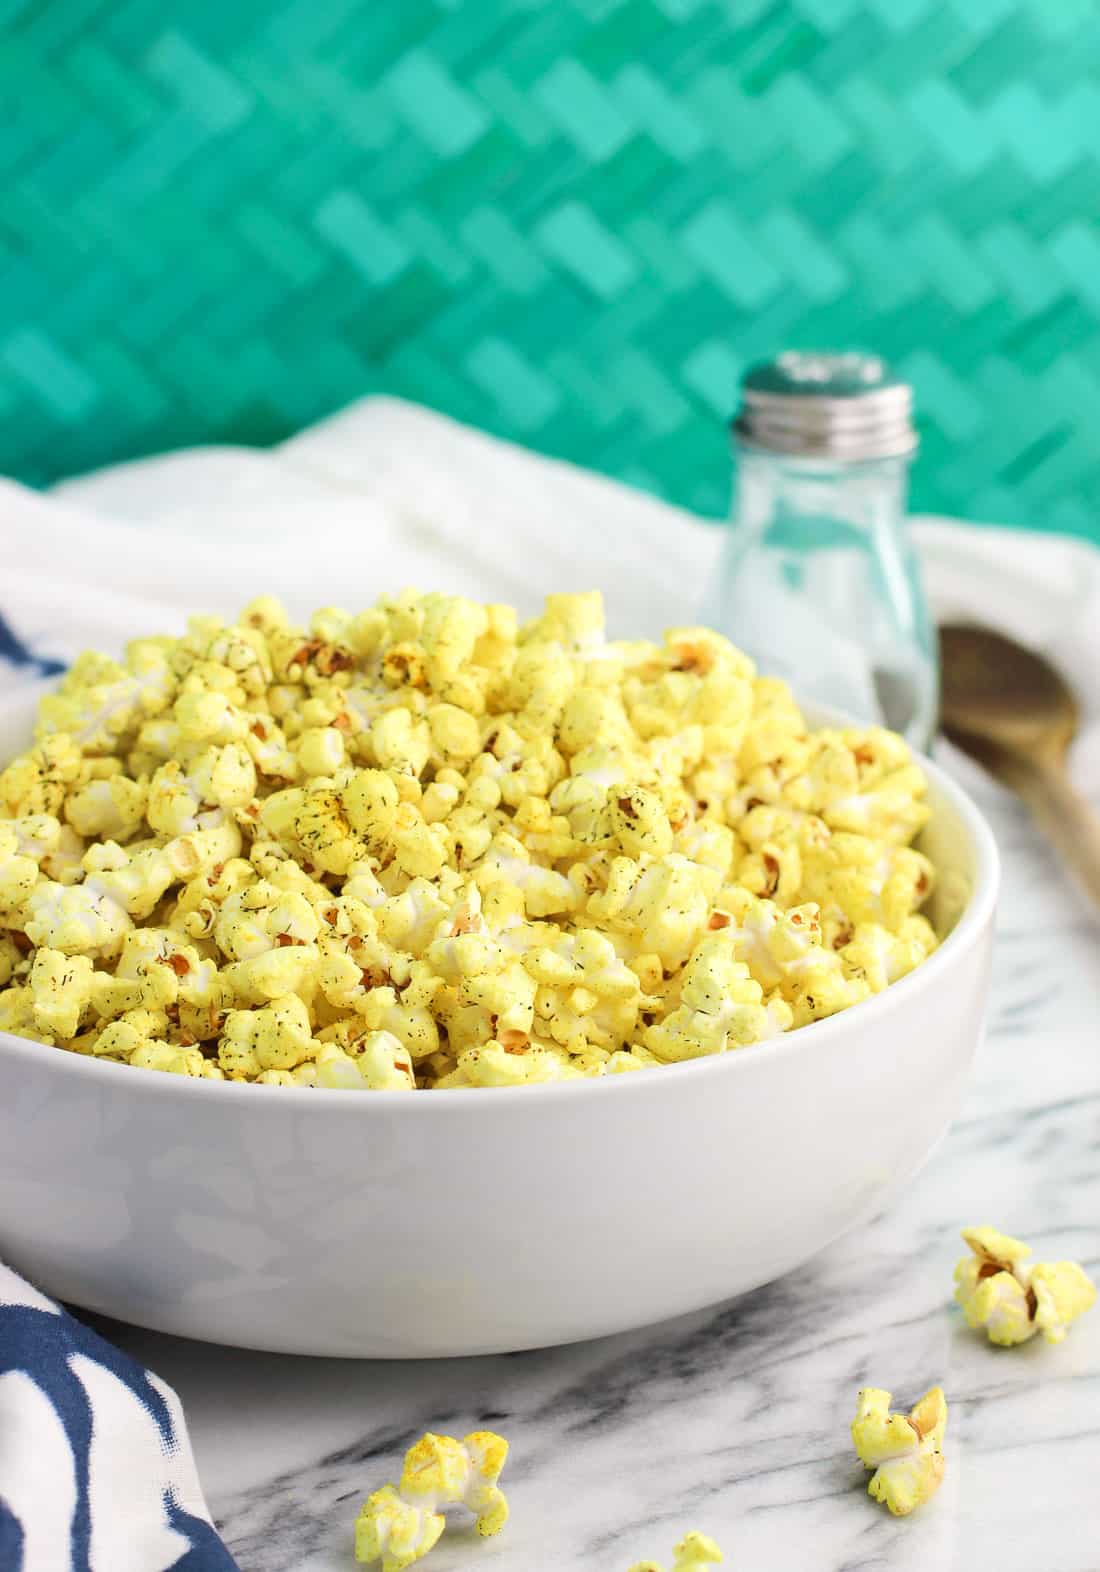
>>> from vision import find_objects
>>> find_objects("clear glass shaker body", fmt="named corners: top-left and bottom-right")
top-left (713, 364), bottom-right (938, 750)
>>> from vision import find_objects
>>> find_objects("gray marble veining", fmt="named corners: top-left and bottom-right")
top-left (103, 762), bottom-right (1100, 1572)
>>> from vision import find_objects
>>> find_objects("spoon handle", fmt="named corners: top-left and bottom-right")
top-left (1010, 759), bottom-right (1100, 910)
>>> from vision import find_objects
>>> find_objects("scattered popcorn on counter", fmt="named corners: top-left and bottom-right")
top-left (628, 1530), bottom-right (725, 1571)
top-left (354, 1486), bottom-right (443, 1572)
top-left (0, 590), bottom-right (938, 1088)
top-left (354, 1430), bottom-right (509, 1569)
top-left (851, 1386), bottom-right (947, 1516)
top-left (954, 1226), bottom-right (1097, 1346)
top-left (400, 1430), bottom-right (509, 1536)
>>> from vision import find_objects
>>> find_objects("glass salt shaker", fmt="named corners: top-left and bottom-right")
top-left (712, 351), bottom-right (937, 750)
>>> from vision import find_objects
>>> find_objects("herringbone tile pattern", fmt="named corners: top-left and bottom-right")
top-left (0, 0), bottom-right (1097, 536)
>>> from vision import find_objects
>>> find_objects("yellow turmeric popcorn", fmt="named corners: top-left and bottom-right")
top-left (851, 1386), bottom-right (947, 1516)
top-left (628, 1530), bottom-right (725, 1571)
top-left (0, 589), bottom-right (938, 1087)
top-left (354, 1429), bottom-right (509, 1569)
top-left (955, 1226), bottom-right (1096, 1346)
top-left (354, 1486), bottom-right (443, 1572)
top-left (400, 1430), bottom-right (509, 1536)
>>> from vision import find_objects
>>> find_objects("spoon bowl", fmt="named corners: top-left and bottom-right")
top-left (939, 623), bottom-right (1078, 762)
top-left (938, 622), bottom-right (1100, 909)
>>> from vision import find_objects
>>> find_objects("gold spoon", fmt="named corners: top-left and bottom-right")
top-left (938, 623), bottom-right (1100, 908)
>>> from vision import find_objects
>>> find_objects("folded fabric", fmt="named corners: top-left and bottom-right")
top-left (0, 1264), bottom-right (237, 1571)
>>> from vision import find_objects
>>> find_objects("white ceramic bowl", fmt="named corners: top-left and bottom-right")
top-left (0, 691), bottom-right (998, 1356)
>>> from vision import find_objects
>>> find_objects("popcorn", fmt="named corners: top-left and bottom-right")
top-left (840, 919), bottom-right (936, 993)
top-left (587, 853), bottom-right (717, 971)
top-left (356, 1031), bottom-right (417, 1090)
top-left (628, 1530), bottom-right (725, 1571)
top-left (128, 1040), bottom-right (216, 1078)
top-left (65, 774), bottom-right (148, 841)
top-left (476, 837), bottom-right (577, 918)
top-left (34, 647), bottom-right (174, 754)
top-left (80, 840), bottom-right (183, 921)
top-left (24, 879), bottom-right (132, 958)
top-left (0, 590), bottom-right (938, 1087)
top-left (28, 948), bottom-right (94, 1040)
top-left (0, 986), bottom-right (41, 1042)
top-left (851, 1386), bottom-right (947, 1515)
top-left (217, 993), bottom-right (315, 1077)
top-left (354, 1487), bottom-right (444, 1572)
top-left (400, 1430), bottom-right (509, 1536)
top-left (955, 1226), bottom-right (1096, 1345)
top-left (0, 828), bottom-right (39, 918)
top-left (354, 1430), bottom-right (508, 1569)
top-left (447, 1041), bottom-right (581, 1088)
top-left (5, 814), bottom-right (62, 863)
top-left (720, 891), bottom-right (832, 995)
top-left (425, 703), bottom-right (481, 766)
top-left (371, 708), bottom-right (431, 778)
top-left (524, 927), bottom-right (639, 999)
top-left (214, 882), bottom-right (321, 959)
top-left (0, 734), bottom-right (84, 818)
top-left (40, 822), bottom-right (86, 885)
top-left (147, 745), bottom-right (255, 835)
top-left (0, 934), bottom-right (20, 988)
top-left (609, 785), bottom-right (674, 858)
top-left (644, 934), bottom-right (790, 1060)
top-left (800, 833), bottom-right (933, 940)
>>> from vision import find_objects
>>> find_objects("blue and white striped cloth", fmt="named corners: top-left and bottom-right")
top-left (0, 1265), bottom-right (238, 1570)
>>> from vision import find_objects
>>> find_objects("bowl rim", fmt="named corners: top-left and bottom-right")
top-left (0, 737), bottom-right (1000, 1114)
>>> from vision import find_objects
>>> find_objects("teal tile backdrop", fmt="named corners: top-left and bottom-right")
top-left (1, 0), bottom-right (1099, 537)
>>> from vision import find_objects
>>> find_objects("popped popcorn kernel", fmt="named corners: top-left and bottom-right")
top-left (643, 935), bottom-right (781, 1061)
top-left (24, 878), bottom-right (132, 958)
top-left (0, 734), bottom-right (85, 818)
top-left (354, 1031), bottom-right (417, 1090)
top-left (0, 828), bottom-right (39, 918)
top-left (628, 1530), bottom-right (725, 1571)
top-left (354, 1486), bottom-right (444, 1571)
top-left (29, 948), bottom-right (94, 1040)
top-left (955, 1226), bottom-right (1096, 1345)
top-left (219, 994), bottom-right (317, 1077)
top-left (354, 1429), bottom-right (509, 1570)
top-left (400, 1430), bottom-right (509, 1536)
top-left (851, 1386), bottom-right (947, 1515)
top-left (65, 774), bottom-right (148, 841)
top-left (0, 589), bottom-right (938, 1088)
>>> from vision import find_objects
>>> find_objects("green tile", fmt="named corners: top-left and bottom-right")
top-left (385, 50), bottom-right (490, 155)
top-left (1, 329), bottom-right (100, 419)
top-left (533, 57), bottom-right (632, 159)
top-left (313, 190), bottom-right (411, 285)
top-left (464, 336), bottom-right (561, 428)
top-left (145, 30), bottom-right (254, 130)
top-left (0, 0), bottom-right (1095, 543)
top-left (534, 200), bottom-right (639, 298)
top-left (612, 64), bottom-right (706, 161)
top-left (62, 41), bottom-right (160, 133)
top-left (681, 199), bottom-right (781, 307)
top-left (680, 339), bottom-right (742, 413)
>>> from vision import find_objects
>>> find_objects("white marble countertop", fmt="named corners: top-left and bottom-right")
top-left (95, 760), bottom-right (1100, 1572)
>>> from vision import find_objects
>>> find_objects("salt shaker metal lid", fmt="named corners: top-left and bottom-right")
top-left (733, 351), bottom-right (918, 462)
